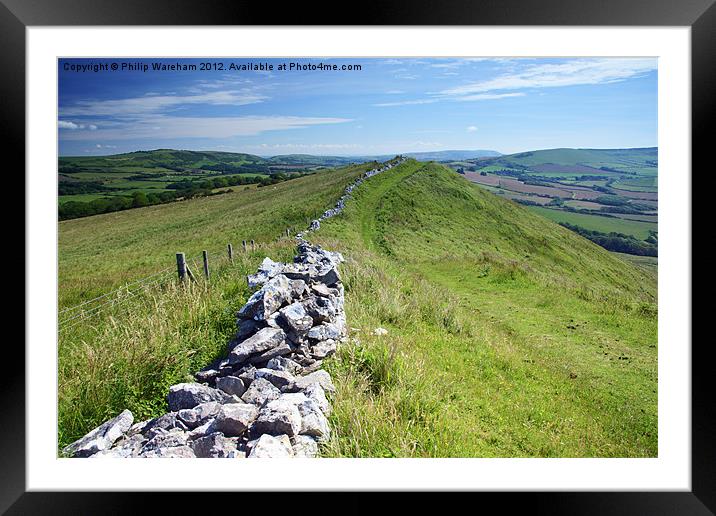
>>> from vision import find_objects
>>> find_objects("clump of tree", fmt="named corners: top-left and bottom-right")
top-left (559, 222), bottom-right (657, 256)
top-left (58, 180), bottom-right (112, 196)
top-left (595, 195), bottom-right (631, 206)
top-left (514, 199), bottom-right (543, 207)
top-left (59, 171), bottom-right (312, 220)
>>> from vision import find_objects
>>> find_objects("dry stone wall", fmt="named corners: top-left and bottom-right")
top-left (62, 157), bottom-right (404, 459)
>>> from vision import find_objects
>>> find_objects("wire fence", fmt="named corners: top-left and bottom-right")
top-left (57, 230), bottom-right (300, 334)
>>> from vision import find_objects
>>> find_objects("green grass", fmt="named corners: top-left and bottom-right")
top-left (310, 160), bottom-right (656, 457)
top-left (58, 158), bottom-right (657, 457)
top-left (527, 206), bottom-right (657, 240)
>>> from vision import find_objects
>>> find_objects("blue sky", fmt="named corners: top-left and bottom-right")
top-left (58, 57), bottom-right (657, 156)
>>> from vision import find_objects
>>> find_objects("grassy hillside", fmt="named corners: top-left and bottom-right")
top-left (59, 149), bottom-right (267, 172)
top-left (481, 147), bottom-right (657, 170)
top-left (58, 163), bottom-right (371, 309)
top-left (311, 159), bottom-right (657, 457)
top-left (58, 158), bottom-right (657, 457)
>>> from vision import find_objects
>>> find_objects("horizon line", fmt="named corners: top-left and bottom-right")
top-left (58, 144), bottom-right (659, 159)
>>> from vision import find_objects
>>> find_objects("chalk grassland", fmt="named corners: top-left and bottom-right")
top-left (57, 164), bottom-right (372, 448)
top-left (58, 159), bottom-right (657, 457)
top-left (312, 160), bottom-right (657, 457)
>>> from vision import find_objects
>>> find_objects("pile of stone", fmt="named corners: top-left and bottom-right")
top-left (63, 241), bottom-right (347, 459)
top-left (299, 156), bottom-right (405, 236)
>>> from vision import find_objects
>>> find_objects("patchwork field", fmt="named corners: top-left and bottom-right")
top-left (452, 147), bottom-right (658, 255)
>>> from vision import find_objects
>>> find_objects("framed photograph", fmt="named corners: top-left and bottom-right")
top-left (10, 0), bottom-right (711, 512)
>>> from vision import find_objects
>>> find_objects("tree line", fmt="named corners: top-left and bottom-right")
top-left (559, 222), bottom-right (657, 256)
top-left (59, 172), bottom-right (310, 221)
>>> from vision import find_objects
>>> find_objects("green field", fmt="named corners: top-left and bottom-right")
top-left (58, 159), bottom-right (657, 457)
top-left (526, 206), bottom-right (657, 240)
top-left (58, 193), bottom-right (113, 205)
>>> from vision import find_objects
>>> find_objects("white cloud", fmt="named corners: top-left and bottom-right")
top-left (375, 92), bottom-right (522, 108)
top-left (60, 115), bottom-right (353, 141)
top-left (440, 58), bottom-right (657, 97)
top-left (466, 126), bottom-right (478, 132)
top-left (60, 90), bottom-right (267, 117)
top-left (455, 93), bottom-right (526, 102)
top-left (394, 74), bottom-right (419, 80)
top-left (373, 99), bottom-right (438, 107)
top-left (58, 120), bottom-right (98, 130)
top-left (249, 143), bottom-right (363, 151)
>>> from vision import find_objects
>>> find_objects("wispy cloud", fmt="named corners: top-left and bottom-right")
top-left (374, 92), bottom-right (522, 107)
top-left (247, 143), bottom-right (363, 152)
top-left (60, 90), bottom-right (267, 117)
top-left (58, 120), bottom-right (97, 130)
top-left (455, 93), bottom-right (525, 102)
top-left (466, 126), bottom-right (478, 132)
top-left (373, 99), bottom-right (438, 107)
top-left (440, 58), bottom-right (656, 97)
top-left (375, 58), bottom-right (654, 108)
top-left (60, 115), bottom-right (353, 141)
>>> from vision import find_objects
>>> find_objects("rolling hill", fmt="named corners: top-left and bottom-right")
top-left (58, 158), bottom-right (656, 457)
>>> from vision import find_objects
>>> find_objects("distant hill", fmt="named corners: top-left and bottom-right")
top-left (473, 147), bottom-right (657, 169)
top-left (401, 149), bottom-right (502, 161)
top-left (59, 149), bottom-right (271, 175)
top-left (59, 148), bottom-right (504, 173)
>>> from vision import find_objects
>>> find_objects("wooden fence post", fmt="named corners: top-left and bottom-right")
top-left (176, 253), bottom-right (187, 282)
top-left (186, 264), bottom-right (196, 282)
top-left (202, 250), bottom-right (210, 280)
top-left (228, 243), bottom-right (234, 264)
top-left (242, 240), bottom-right (247, 252)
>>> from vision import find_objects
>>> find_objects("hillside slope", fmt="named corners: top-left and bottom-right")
top-left (58, 163), bottom-right (372, 308)
top-left (312, 159), bottom-right (657, 457)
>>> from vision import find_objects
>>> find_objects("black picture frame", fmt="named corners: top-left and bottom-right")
top-left (7, 0), bottom-right (710, 513)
